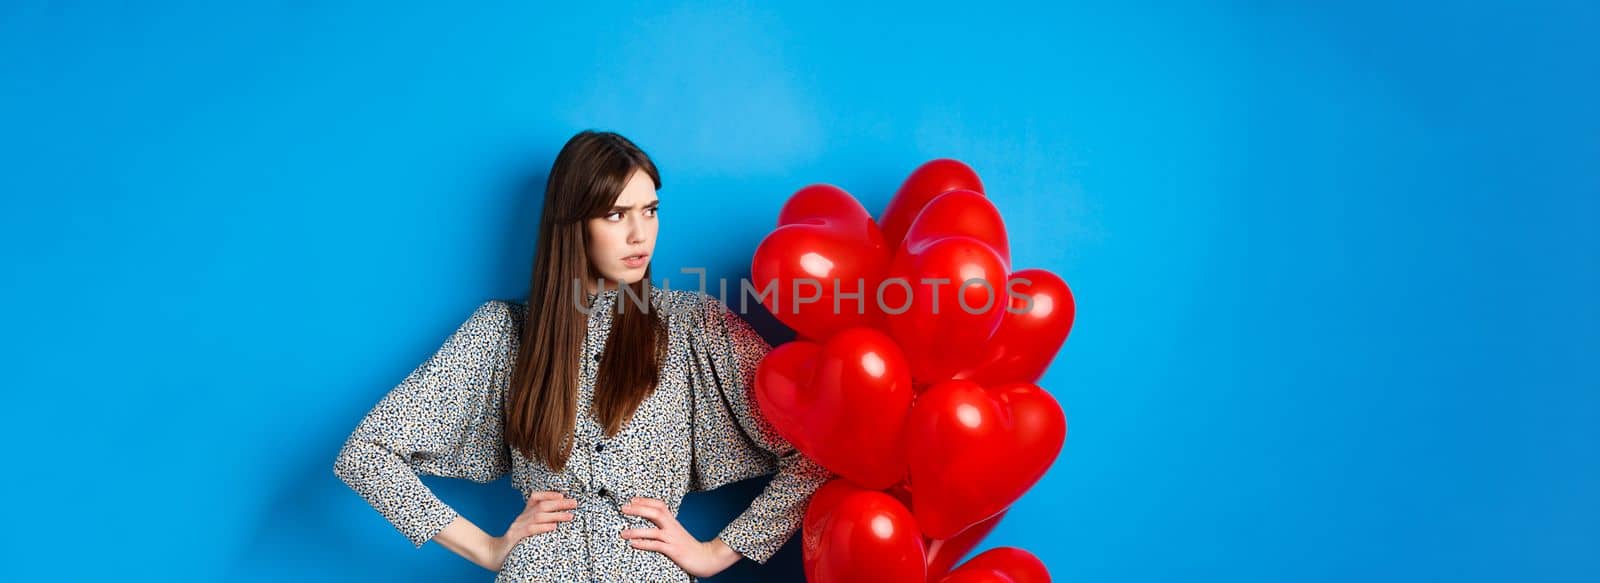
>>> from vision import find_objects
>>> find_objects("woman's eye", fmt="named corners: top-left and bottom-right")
top-left (644, 207), bottom-right (658, 217)
top-left (606, 212), bottom-right (623, 221)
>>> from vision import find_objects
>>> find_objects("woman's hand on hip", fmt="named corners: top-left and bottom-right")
top-left (489, 491), bottom-right (576, 570)
top-left (619, 497), bottom-right (742, 578)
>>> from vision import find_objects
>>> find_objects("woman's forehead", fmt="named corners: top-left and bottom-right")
top-left (614, 169), bottom-right (659, 206)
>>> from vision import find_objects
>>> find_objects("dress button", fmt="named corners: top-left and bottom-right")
top-left (595, 442), bottom-right (606, 453)
top-left (593, 352), bottom-right (602, 362)
top-left (599, 487), bottom-right (611, 498)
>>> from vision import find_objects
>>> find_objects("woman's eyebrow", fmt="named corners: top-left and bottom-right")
top-left (607, 201), bottom-right (661, 212)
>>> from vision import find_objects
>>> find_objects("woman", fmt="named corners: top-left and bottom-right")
top-left (332, 130), bottom-right (831, 582)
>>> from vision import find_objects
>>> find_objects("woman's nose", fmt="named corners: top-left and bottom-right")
top-left (626, 216), bottom-right (646, 244)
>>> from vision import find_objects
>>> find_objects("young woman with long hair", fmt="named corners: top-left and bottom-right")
top-left (333, 130), bottom-right (829, 581)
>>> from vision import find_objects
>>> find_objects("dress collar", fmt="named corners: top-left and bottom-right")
top-left (583, 288), bottom-right (619, 306)
top-left (582, 286), bottom-right (661, 309)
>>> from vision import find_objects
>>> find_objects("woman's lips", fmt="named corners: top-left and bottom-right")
top-left (622, 254), bottom-right (649, 268)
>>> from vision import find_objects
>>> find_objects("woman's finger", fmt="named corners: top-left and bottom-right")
top-left (630, 497), bottom-right (670, 512)
top-left (624, 509), bottom-right (675, 531)
top-left (627, 500), bottom-right (689, 536)
top-left (622, 503), bottom-right (666, 525)
top-left (524, 522), bottom-right (557, 536)
top-left (525, 491), bottom-right (562, 506)
top-left (627, 499), bottom-right (672, 515)
top-left (535, 511), bottom-right (575, 523)
top-left (619, 527), bottom-right (664, 541)
top-left (628, 538), bottom-right (668, 553)
top-left (536, 498), bottom-right (579, 512)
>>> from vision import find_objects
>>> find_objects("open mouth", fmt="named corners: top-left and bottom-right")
top-left (622, 253), bottom-right (650, 268)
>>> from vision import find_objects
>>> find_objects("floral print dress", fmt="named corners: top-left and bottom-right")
top-left (333, 288), bottom-right (831, 582)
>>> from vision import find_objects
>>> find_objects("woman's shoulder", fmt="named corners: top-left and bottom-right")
top-left (473, 298), bottom-right (523, 318)
top-left (656, 287), bottom-right (714, 308)
top-left (462, 299), bottom-right (525, 339)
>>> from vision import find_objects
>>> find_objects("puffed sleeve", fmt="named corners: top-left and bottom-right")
top-left (685, 294), bottom-right (833, 564)
top-left (332, 300), bottom-right (515, 548)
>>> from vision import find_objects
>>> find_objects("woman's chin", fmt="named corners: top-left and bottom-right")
top-left (611, 267), bottom-right (649, 285)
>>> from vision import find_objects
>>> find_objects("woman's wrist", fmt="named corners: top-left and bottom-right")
top-left (433, 516), bottom-right (505, 572)
top-left (707, 537), bottom-right (743, 572)
top-left (461, 535), bottom-right (501, 571)
top-left (478, 534), bottom-right (509, 571)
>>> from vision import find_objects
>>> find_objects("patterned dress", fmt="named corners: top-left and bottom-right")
top-left (332, 287), bottom-right (832, 582)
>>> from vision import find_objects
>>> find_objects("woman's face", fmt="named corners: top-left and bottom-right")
top-left (585, 168), bottom-right (659, 292)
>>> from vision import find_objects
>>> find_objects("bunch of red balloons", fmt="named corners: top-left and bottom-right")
top-left (750, 159), bottom-right (1076, 582)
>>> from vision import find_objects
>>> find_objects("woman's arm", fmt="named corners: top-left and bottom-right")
top-left (711, 441), bottom-right (832, 564)
top-left (436, 491), bottom-right (579, 572)
top-left (683, 294), bottom-right (835, 565)
top-left (331, 301), bottom-right (515, 549)
top-left (616, 498), bottom-right (747, 577)
top-left (705, 538), bottom-right (743, 567)
top-left (434, 515), bottom-right (502, 571)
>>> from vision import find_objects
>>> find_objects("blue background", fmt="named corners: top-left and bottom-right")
top-left (2, 1), bottom-right (1595, 581)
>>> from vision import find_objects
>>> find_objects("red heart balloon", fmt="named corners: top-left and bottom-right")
top-left (880, 159), bottom-right (985, 248)
top-left (906, 380), bottom-right (1066, 538)
top-left (883, 237), bottom-right (1009, 384)
top-left (752, 341), bottom-right (822, 447)
top-left (777, 184), bottom-right (877, 234)
top-left (901, 189), bottom-right (1011, 269)
top-left (752, 184), bottom-right (889, 341)
top-left (938, 547), bottom-right (1051, 583)
top-left (882, 476), bottom-right (1009, 581)
top-left (924, 509), bottom-right (1008, 581)
top-left (803, 479), bottom-right (927, 583)
top-left (960, 269), bottom-right (1075, 386)
top-left (755, 327), bottom-right (915, 489)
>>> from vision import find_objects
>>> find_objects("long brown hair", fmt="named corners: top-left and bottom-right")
top-left (506, 130), bottom-right (665, 472)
